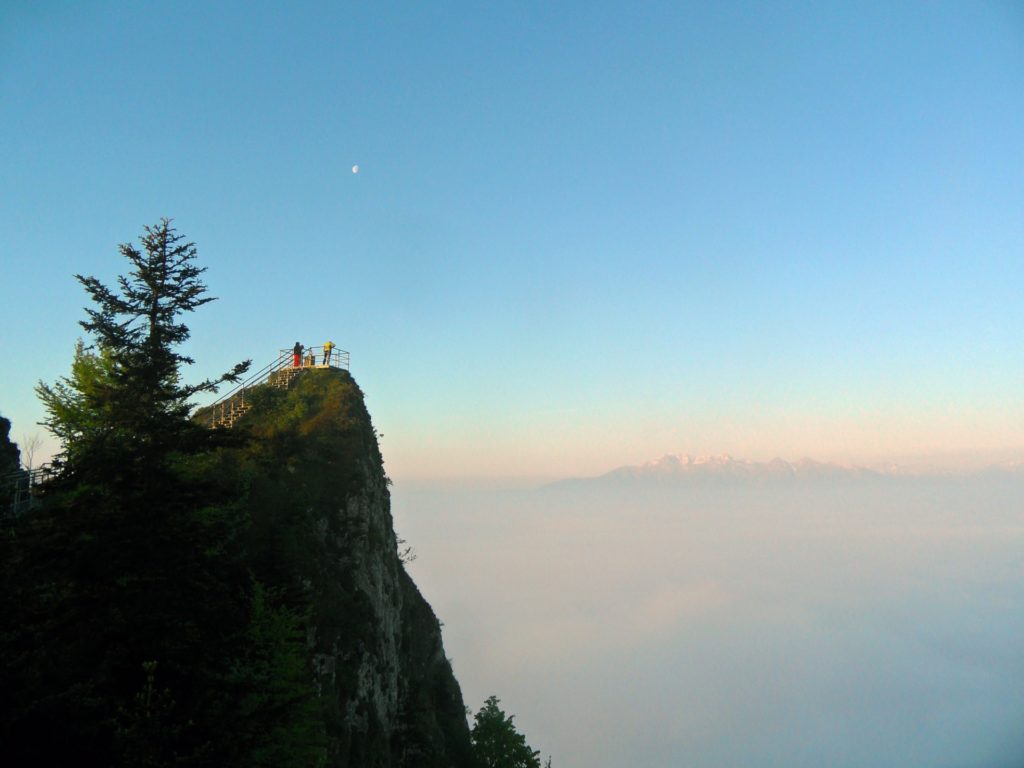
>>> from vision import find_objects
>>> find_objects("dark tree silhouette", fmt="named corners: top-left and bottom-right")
top-left (1, 221), bottom-right (283, 767)
top-left (471, 696), bottom-right (542, 768)
top-left (38, 218), bottom-right (249, 475)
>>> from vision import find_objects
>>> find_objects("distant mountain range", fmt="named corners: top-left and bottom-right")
top-left (552, 453), bottom-right (1024, 487)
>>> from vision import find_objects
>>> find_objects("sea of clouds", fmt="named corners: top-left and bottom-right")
top-left (392, 473), bottom-right (1024, 768)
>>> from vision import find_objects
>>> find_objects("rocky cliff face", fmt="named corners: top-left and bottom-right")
top-left (233, 369), bottom-right (472, 768)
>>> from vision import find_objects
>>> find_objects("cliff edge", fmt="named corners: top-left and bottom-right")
top-left (221, 368), bottom-right (472, 767)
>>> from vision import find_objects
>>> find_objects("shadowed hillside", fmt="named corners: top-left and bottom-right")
top-left (2, 367), bottom-right (472, 768)
top-left (215, 367), bottom-right (473, 767)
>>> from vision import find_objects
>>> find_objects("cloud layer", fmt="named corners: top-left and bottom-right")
top-left (394, 475), bottom-right (1024, 768)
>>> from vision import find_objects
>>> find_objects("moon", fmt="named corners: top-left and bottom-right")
top-left (352, 165), bottom-right (359, 174)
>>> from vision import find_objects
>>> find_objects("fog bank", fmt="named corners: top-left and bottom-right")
top-left (393, 476), bottom-right (1024, 768)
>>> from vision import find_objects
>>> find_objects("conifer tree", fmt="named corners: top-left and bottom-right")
top-left (4, 220), bottom-right (256, 766)
top-left (470, 696), bottom-right (542, 768)
top-left (38, 218), bottom-right (249, 477)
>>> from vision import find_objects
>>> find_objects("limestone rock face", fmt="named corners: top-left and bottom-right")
top-left (238, 370), bottom-right (472, 768)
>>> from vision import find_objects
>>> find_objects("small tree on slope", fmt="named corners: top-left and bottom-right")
top-left (471, 696), bottom-right (542, 768)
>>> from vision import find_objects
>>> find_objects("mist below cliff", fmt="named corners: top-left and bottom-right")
top-left (393, 475), bottom-right (1024, 768)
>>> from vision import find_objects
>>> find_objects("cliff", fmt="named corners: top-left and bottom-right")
top-left (225, 368), bottom-right (473, 767)
top-left (0, 416), bottom-right (20, 476)
top-left (1, 367), bottom-right (470, 766)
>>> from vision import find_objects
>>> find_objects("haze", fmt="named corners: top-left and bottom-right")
top-left (395, 473), bottom-right (1024, 767)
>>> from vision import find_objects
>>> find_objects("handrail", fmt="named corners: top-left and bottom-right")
top-left (1, 465), bottom-right (52, 518)
top-left (204, 344), bottom-right (350, 428)
top-left (210, 350), bottom-right (292, 408)
top-left (278, 345), bottom-right (350, 370)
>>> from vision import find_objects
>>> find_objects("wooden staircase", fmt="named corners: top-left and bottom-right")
top-left (209, 391), bottom-right (255, 429)
top-left (267, 367), bottom-right (307, 390)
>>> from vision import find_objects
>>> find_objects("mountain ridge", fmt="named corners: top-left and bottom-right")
top-left (550, 453), bottom-right (1024, 488)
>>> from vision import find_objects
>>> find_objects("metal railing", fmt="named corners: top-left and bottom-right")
top-left (1, 465), bottom-right (52, 519)
top-left (205, 344), bottom-right (350, 428)
top-left (279, 345), bottom-right (350, 371)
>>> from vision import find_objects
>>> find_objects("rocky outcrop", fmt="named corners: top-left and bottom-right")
top-left (0, 416), bottom-right (20, 477)
top-left (235, 369), bottom-right (472, 768)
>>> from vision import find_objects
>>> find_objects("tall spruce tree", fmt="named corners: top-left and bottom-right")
top-left (38, 218), bottom-right (249, 477)
top-left (3, 220), bottom-right (259, 767)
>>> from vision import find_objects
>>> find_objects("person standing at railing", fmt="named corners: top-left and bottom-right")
top-left (293, 341), bottom-right (303, 367)
top-left (323, 339), bottom-right (335, 366)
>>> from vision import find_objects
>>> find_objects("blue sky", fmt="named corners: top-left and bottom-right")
top-left (2, 1), bottom-right (1022, 479)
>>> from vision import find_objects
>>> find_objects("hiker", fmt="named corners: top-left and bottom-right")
top-left (323, 339), bottom-right (335, 366)
top-left (292, 341), bottom-right (303, 367)
top-left (306, 350), bottom-right (316, 367)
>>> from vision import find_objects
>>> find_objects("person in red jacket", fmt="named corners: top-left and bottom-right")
top-left (292, 341), bottom-right (303, 367)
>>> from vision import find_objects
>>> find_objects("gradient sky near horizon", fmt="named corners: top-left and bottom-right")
top-left (1, 1), bottom-right (1022, 480)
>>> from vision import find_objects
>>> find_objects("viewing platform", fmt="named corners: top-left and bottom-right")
top-left (206, 343), bottom-right (349, 429)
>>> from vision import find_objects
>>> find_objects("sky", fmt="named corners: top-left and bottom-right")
top-left (1, 1), bottom-right (1023, 480)
top-left (3, 6), bottom-right (1023, 767)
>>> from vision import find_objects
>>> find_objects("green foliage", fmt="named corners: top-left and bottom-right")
top-left (36, 218), bottom-right (249, 476)
top-left (241, 369), bottom-right (382, 500)
top-left (470, 697), bottom-right (542, 768)
top-left (232, 370), bottom-right (477, 767)
top-left (35, 341), bottom-right (116, 462)
top-left (113, 661), bottom-right (185, 768)
top-left (0, 221), bottom-right (319, 767)
top-left (3, 219), bottom-right (474, 768)
top-left (74, 218), bottom-right (247, 410)
top-left (224, 581), bottom-right (327, 768)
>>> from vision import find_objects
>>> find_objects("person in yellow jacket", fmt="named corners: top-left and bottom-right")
top-left (323, 340), bottom-right (335, 366)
